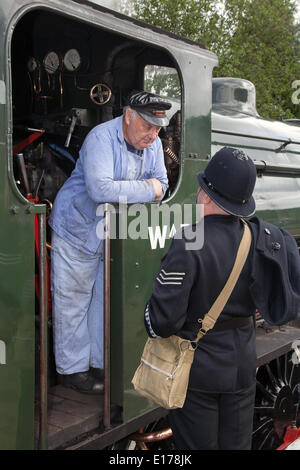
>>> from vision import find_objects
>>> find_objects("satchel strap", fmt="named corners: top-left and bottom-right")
top-left (196, 220), bottom-right (252, 341)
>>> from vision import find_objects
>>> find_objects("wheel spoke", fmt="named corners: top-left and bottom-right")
top-left (276, 357), bottom-right (284, 384)
top-left (265, 364), bottom-right (279, 391)
top-left (252, 417), bottom-right (273, 435)
top-left (284, 353), bottom-right (288, 384)
top-left (256, 380), bottom-right (276, 403)
top-left (289, 363), bottom-right (295, 388)
top-left (254, 406), bottom-right (274, 416)
top-left (258, 427), bottom-right (275, 450)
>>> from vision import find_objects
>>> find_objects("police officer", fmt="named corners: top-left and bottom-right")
top-left (49, 91), bottom-right (171, 394)
top-left (144, 147), bottom-right (300, 449)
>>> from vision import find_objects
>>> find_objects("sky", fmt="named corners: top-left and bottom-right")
top-left (296, 0), bottom-right (300, 20)
top-left (90, 0), bottom-right (300, 23)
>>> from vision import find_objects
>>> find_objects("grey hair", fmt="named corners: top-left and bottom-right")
top-left (123, 106), bottom-right (138, 121)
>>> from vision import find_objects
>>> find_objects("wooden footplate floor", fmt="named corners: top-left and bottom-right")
top-left (35, 385), bottom-right (104, 450)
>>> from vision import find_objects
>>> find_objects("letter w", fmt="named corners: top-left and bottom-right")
top-left (148, 225), bottom-right (168, 250)
top-left (0, 340), bottom-right (6, 365)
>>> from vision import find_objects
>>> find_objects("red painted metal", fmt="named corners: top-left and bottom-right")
top-left (12, 129), bottom-right (45, 155)
top-left (277, 425), bottom-right (300, 450)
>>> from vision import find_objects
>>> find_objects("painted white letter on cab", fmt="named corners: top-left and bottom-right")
top-left (0, 340), bottom-right (6, 364)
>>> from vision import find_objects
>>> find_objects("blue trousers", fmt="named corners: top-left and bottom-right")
top-left (50, 231), bottom-right (104, 375)
top-left (168, 384), bottom-right (256, 450)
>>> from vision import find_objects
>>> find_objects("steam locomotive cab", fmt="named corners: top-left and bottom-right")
top-left (12, 9), bottom-right (182, 211)
top-left (7, 3), bottom-right (217, 450)
top-left (12, 9), bottom-right (184, 448)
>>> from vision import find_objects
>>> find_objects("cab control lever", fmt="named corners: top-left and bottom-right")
top-left (64, 112), bottom-right (78, 148)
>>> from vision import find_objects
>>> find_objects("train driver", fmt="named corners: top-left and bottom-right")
top-left (49, 91), bottom-right (171, 393)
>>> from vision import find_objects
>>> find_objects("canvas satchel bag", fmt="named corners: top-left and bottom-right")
top-left (132, 221), bottom-right (252, 409)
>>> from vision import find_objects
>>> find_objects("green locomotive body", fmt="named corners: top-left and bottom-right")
top-left (0, 0), bottom-right (299, 451)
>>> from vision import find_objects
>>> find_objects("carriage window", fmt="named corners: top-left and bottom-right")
top-left (144, 65), bottom-right (181, 198)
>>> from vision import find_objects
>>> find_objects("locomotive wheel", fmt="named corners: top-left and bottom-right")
top-left (252, 350), bottom-right (300, 450)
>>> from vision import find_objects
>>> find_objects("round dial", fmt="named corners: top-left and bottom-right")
top-left (27, 57), bottom-right (38, 72)
top-left (43, 51), bottom-right (60, 74)
top-left (63, 48), bottom-right (81, 72)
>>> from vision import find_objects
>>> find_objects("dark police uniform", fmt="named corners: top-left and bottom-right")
top-left (144, 214), bottom-right (300, 450)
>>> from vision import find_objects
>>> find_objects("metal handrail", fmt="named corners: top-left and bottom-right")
top-left (38, 212), bottom-right (48, 449)
top-left (212, 128), bottom-right (300, 147)
top-left (103, 204), bottom-right (111, 429)
top-left (254, 160), bottom-right (300, 177)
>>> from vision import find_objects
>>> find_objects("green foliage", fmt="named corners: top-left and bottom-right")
top-left (132, 0), bottom-right (222, 49)
top-left (130, 0), bottom-right (300, 120)
top-left (217, 0), bottom-right (300, 119)
top-left (144, 65), bottom-right (181, 99)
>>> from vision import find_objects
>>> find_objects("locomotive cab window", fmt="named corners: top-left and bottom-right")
top-left (144, 65), bottom-right (181, 198)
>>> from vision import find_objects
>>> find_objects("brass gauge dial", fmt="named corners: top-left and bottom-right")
top-left (63, 48), bottom-right (81, 72)
top-left (43, 51), bottom-right (60, 74)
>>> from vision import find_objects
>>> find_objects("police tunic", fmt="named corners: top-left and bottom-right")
top-left (145, 214), bottom-right (257, 392)
top-left (144, 214), bottom-right (256, 449)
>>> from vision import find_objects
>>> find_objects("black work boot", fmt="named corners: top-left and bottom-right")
top-left (90, 367), bottom-right (104, 381)
top-left (62, 371), bottom-right (104, 394)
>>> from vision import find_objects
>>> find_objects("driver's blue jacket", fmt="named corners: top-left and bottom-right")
top-left (49, 115), bottom-right (168, 253)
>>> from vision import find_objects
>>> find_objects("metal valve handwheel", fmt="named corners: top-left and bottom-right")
top-left (90, 83), bottom-right (112, 105)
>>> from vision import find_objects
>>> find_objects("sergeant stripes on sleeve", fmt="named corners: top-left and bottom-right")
top-left (156, 269), bottom-right (186, 285)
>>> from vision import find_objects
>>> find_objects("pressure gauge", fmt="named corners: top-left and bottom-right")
top-left (43, 51), bottom-right (60, 74)
top-left (27, 57), bottom-right (38, 72)
top-left (63, 48), bottom-right (81, 72)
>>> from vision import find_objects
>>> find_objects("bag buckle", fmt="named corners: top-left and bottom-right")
top-left (197, 319), bottom-right (208, 339)
top-left (199, 328), bottom-right (207, 338)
